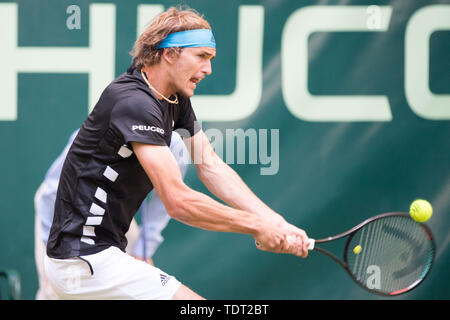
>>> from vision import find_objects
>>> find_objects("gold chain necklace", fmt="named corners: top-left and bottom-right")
top-left (141, 71), bottom-right (178, 104)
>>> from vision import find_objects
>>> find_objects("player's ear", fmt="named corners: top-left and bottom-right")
top-left (161, 47), bottom-right (182, 65)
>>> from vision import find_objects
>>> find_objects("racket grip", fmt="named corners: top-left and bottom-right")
top-left (307, 239), bottom-right (315, 250)
top-left (256, 238), bottom-right (316, 250)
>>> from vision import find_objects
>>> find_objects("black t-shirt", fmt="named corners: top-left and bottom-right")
top-left (47, 61), bottom-right (200, 258)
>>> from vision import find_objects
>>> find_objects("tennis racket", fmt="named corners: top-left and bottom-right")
top-left (306, 212), bottom-right (435, 296)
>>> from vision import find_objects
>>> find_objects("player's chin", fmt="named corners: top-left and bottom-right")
top-left (180, 87), bottom-right (195, 98)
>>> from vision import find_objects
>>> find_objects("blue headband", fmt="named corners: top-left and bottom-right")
top-left (156, 29), bottom-right (216, 49)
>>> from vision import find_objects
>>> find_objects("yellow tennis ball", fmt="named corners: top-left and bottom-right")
top-left (353, 245), bottom-right (362, 255)
top-left (410, 199), bottom-right (433, 222)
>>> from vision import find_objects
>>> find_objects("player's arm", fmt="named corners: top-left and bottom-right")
top-left (131, 142), bottom-right (306, 257)
top-left (130, 133), bottom-right (188, 265)
top-left (186, 130), bottom-right (305, 232)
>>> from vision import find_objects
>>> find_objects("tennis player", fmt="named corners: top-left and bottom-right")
top-left (44, 6), bottom-right (309, 300)
top-left (35, 129), bottom-right (188, 299)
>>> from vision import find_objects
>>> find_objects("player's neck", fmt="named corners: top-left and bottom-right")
top-left (141, 65), bottom-right (175, 101)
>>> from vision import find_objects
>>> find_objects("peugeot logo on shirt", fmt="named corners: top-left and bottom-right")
top-left (132, 125), bottom-right (165, 135)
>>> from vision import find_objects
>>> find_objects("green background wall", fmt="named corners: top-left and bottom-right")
top-left (0, 0), bottom-right (449, 299)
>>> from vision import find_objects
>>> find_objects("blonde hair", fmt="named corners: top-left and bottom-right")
top-left (131, 6), bottom-right (211, 69)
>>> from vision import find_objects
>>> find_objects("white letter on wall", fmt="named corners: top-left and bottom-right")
top-left (191, 6), bottom-right (264, 121)
top-left (405, 5), bottom-right (450, 120)
top-left (281, 6), bottom-right (392, 122)
top-left (137, 4), bottom-right (164, 36)
top-left (0, 3), bottom-right (115, 120)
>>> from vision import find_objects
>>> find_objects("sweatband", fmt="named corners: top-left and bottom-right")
top-left (156, 29), bottom-right (216, 49)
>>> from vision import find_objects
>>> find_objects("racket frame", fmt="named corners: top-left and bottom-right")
top-left (311, 212), bottom-right (435, 296)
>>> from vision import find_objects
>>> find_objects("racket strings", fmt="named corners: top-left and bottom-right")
top-left (346, 216), bottom-right (434, 294)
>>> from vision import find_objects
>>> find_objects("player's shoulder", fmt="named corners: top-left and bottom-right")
top-left (111, 90), bottom-right (163, 120)
top-left (104, 72), bottom-right (142, 98)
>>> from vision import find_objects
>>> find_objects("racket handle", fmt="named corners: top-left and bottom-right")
top-left (255, 238), bottom-right (316, 250)
top-left (307, 239), bottom-right (315, 250)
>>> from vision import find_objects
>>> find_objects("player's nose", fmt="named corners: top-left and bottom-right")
top-left (202, 60), bottom-right (212, 76)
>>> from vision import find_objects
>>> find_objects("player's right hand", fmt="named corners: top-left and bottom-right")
top-left (280, 222), bottom-right (310, 258)
top-left (254, 220), bottom-right (309, 258)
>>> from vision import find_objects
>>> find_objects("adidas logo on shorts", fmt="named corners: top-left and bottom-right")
top-left (160, 273), bottom-right (170, 286)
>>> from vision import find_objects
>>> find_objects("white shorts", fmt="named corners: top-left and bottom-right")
top-left (44, 246), bottom-right (181, 300)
